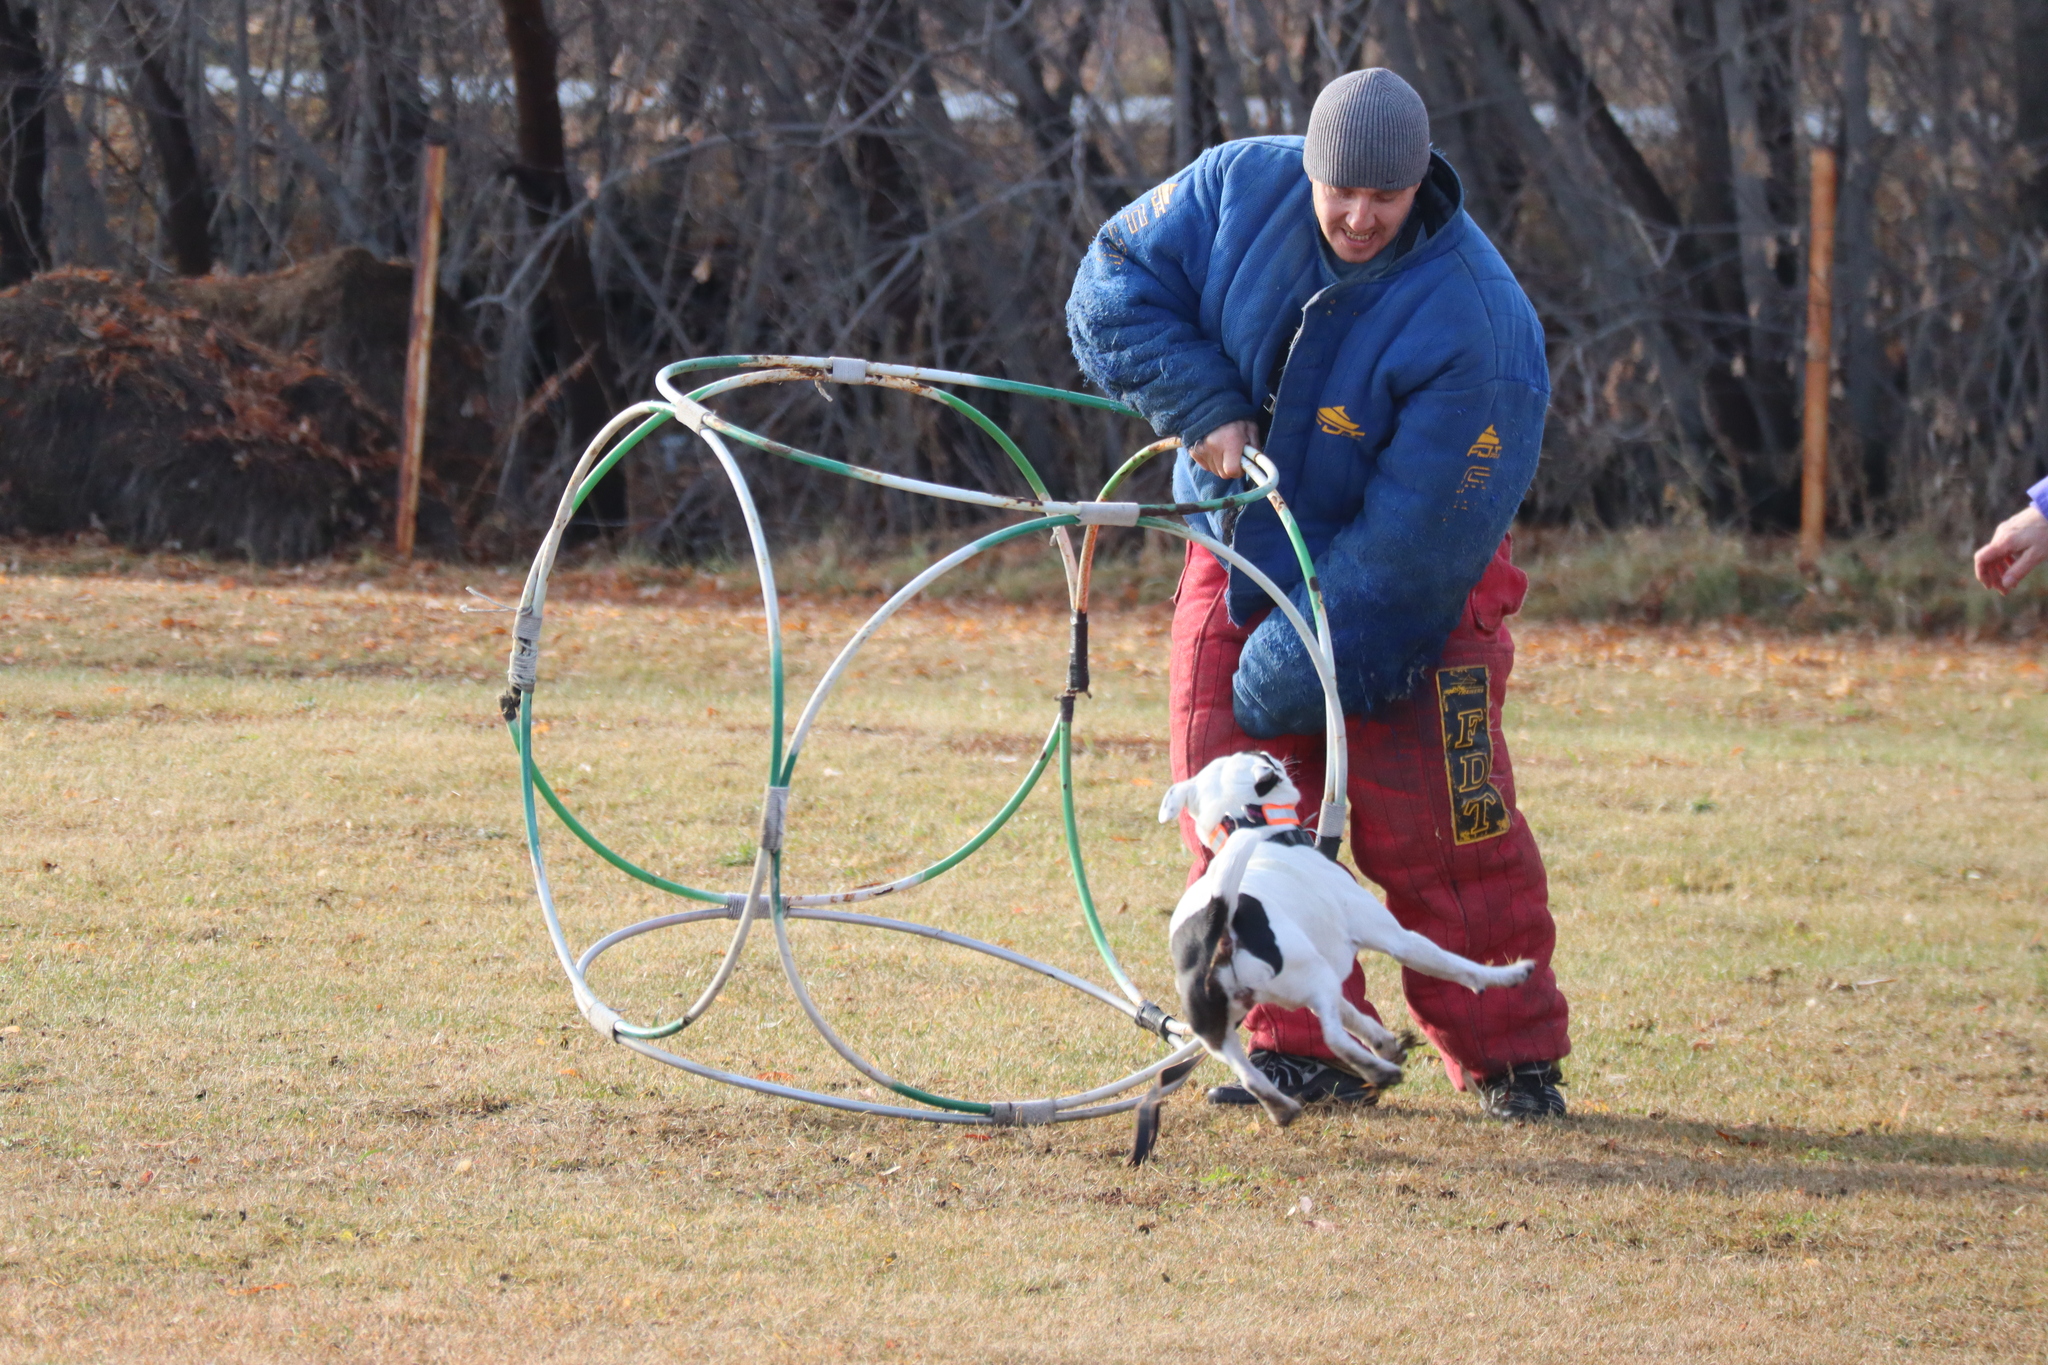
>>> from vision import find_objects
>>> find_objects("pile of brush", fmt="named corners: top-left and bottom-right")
top-left (0, 268), bottom-right (462, 562)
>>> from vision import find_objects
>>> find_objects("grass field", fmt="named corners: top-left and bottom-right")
top-left (3, 543), bottom-right (2046, 1363)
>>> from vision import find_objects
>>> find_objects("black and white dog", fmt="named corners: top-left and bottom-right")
top-left (1160, 751), bottom-right (1536, 1127)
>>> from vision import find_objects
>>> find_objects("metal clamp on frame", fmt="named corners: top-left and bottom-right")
top-left (1132, 1001), bottom-right (1178, 1040)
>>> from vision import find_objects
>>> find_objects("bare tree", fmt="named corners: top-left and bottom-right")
top-left (116, 0), bottom-right (214, 276)
top-left (496, 0), bottom-right (626, 530)
top-left (0, 0), bottom-right (48, 285)
top-left (2020, 0), bottom-right (2048, 235)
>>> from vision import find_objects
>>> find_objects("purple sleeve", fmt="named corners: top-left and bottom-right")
top-left (2031, 475), bottom-right (2048, 521)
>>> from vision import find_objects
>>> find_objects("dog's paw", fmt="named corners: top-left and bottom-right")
top-left (1363, 1056), bottom-right (1404, 1087)
top-left (1377, 1029), bottom-right (1420, 1067)
top-left (1473, 958), bottom-right (1537, 991)
top-left (1257, 1093), bottom-right (1304, 1127)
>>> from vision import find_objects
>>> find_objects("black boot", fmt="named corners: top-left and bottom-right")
top-left (1473, 1062), bottom-right (1567, 1119)
top-left (1206, 1050), bottom-right (1381, 1107)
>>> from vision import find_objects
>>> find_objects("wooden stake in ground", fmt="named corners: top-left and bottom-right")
top-left (395, 138), bottom-right (448, 562)
top-left (1800, 145), bottom-right (1838, 573)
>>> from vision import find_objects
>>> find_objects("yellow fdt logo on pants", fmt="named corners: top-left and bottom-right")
top-left (1436, 665), bottom-right (1510, 844)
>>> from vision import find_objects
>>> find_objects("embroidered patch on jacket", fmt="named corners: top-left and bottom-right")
top-left (1437, 665), bottom-right (1510, 844)
top-left (1316, 405), bottom-right (1364, 438)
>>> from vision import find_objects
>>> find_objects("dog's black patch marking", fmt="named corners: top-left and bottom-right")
top-left (1170, 898), bottom-right (1221, 976)
top-left (1253, 770), bottom-right (1280, 797)
top-left (1170, 897), bottom-right (1235, 1048)
top-left (1230, 895), bottom-right (1284, 975)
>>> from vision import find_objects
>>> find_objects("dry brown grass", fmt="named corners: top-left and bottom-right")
top-left (3, 542), bottom-right (2046, 1363)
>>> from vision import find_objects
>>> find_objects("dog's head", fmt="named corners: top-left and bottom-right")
top-left (1157, 750), bottom-right (1302, 850)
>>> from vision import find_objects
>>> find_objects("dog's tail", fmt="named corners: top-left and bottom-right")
top-left (1207, 824), bottom-right (1278, 912)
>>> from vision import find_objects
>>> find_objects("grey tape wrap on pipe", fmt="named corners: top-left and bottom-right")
top-left (828, 356), bottom-right (869, 383)
top-left (508, 607), bottom-right (544, 688)
top-left (760, 786), bottom-right (791, 853)
top-left (579, 996), bottom-right (622, 1041)
top-left (1074, 501), bottom-right (1142, 526)
top-left (988, 1099), bottom-right (1058, 1127)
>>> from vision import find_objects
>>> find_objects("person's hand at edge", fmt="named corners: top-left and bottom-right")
top-left (1972, 503), bottom-right (2048, 594)
top-left (1184, 419), bottom-right (1259, 480)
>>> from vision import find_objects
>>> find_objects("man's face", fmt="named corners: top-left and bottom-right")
top-left (1312, 180), bottom-right (1420, 264)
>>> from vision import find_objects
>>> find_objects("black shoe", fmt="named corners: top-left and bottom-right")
top-left (1474, 1062), bottom-right (1567, 1120)
top-left (1206, 1050), bottom-right (1381, 1107)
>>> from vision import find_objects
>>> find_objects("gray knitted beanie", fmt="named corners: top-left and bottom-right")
top-left (1303, 68), bottom-right (1431, 190)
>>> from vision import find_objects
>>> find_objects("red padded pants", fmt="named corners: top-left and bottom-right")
top-left (1168, 539), bottom-right (1570, 1090)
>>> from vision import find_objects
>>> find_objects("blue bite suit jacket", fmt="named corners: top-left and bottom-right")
top-left (1066, 137), bottom-right (1549, 736)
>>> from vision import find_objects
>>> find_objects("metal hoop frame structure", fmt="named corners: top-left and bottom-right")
top-left (500, 354), bottom-right (1350, 1129)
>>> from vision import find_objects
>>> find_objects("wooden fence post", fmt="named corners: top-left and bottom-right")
top-left (1799, 145), bottom-right (1838, 573)
top-left (395, 137), bottom-right (448, 561)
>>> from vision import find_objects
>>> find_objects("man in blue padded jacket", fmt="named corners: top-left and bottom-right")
top-left (1067, 69), bottom-right (1571, 1119)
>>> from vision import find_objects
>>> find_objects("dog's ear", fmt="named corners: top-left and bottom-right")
top-left (1208, 933), bottom-right (1235, 972)
top-left (1158, 780), bottom-right (1195, 824)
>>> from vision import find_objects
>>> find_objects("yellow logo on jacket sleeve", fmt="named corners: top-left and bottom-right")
top-left (1451, 425), bottom-right (1505, 511)
top-left (1316, 405), bottom-right (1365, 438)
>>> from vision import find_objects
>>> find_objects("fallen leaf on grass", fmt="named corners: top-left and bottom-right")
top-left (231, 1284), bottom-right (291, 1295)
top-left (1715, 1129), bottom-right (1762, 1147)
